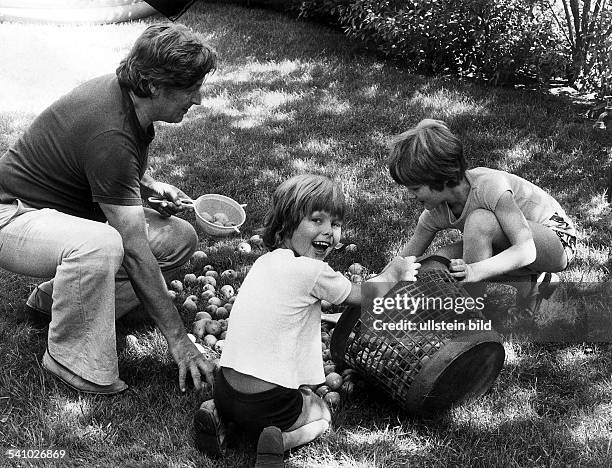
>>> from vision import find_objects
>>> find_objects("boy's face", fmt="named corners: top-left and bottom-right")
top-left (405, 184), bottom-right (449, 210)
top-left (283, 210), bottom-right (342, 260)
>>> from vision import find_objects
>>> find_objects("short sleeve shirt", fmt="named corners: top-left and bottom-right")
top-left (417, 167), bottom-right (573, 233)
top-left (0, 74), bottom-right (154, 222)
top-left (220, 249), bottom-right (352, 389)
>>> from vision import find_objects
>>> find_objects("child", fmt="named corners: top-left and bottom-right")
top-left (387, 118), bottom-right (577, 318)
top-left (194, 174), bottom-right (419, 467)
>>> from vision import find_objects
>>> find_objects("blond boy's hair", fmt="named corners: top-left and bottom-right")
top-left (263, 174), bottom-right (345, 250)
top-left (388, 119), bottom-right (466, 191)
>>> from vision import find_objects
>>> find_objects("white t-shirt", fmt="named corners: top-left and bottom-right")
top-left (417, 167), bottom-right (574, 233)
top-left (220, 248), bottom-right (352, 389)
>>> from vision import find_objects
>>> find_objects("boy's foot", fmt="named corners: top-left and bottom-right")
top-left (255, 426), bottom-right (284, 468)
top-left (507, 272), bottom-right (559, 323)
top-left (194, 399), bottom-right (227, 458)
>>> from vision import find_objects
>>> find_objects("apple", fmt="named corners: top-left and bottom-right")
top-left (202, 284), bottom-right (216, 294)
top-left (224, 302), bottom-right (233, 313)
top-left (205, 304), bottom-right (218, 315)
top-left (183, 298), bottom-right (197, 313)
top-left (126, 334), bottom-right (138, 347)
top-left (203, 265), bottom-right (215, 273)
top-left (323, 363), bottom-right (336, 375)
top-left (203, 334), bottom-right (217, 347)
top-left (323, 391), bottom-right (341, 406)
top-left (191, 250), bottom-right (208, 263)
top-left (199, 276), bottom-right (217, 287)
top-left (350, 274), bottom-right (363, 284)
top-left (205, 270), bottom-right (219, 280)
top-left (237, 242), bottom-right (252, 254)
top-left (184, 273), bottom-right (198, 285)
top-left (169, 280), bottom-right (184, 293)
top-left (218, 319), bottom-right (228, 331)
top-left (219, 285), bottom-right (235, 300)
top-left (208, 297), bottom-right (222, 307)
top-left (215, 306), bottom-right (229, 320)
top-left (325, 372), bottom-right (343, 391)
top-left (195, 311), bottom-right (212, 321)
top-left (219, 330), bottom-right (227, 340)
top-left (221, 269), bottom-right (238, 280)
top-left (205, 320), bottom-right (222, 336)
top-left (167, 290), bottom-right (177, 300)
top-left (227, 296), bottom-right (237, 304)
top-left (341, 380), bottom-right (355, 396)
top-left (213, 212), bottom-right (230, 224)
top-left (345, 244), bottom-right (357, 252)
top-left (316, 385), bottom-right (330, 397)
top-left (201, 290), bottom-right (215, 301)
top-left (348, 263), bottom-right (364, 275)
top-left (201, 212), bottom-right (214, 223)
top-left (249, 234), bottom-right (264, 247)
top-left (192, 318), bottom-right (209, 338)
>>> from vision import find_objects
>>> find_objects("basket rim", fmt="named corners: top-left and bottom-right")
top-left (194, 193), bottom-right (246, 231)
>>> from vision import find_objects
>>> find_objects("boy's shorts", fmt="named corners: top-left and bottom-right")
top-left (544, 212), bottom-right (577, 267)
top-left (213, 369), bottom-right (303, 435)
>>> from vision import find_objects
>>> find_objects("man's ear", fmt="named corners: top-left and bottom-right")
top-left (149, 83), bottom-right (160, 97)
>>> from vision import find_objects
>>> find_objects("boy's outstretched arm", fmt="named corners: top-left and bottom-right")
top-left (343, 256), bottom-right (420, 305)
top-left (450, 192), bottom-right (536, 282)
top-left (399, 223), bottom-right (436, 258)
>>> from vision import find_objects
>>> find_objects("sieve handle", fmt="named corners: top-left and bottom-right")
top-left (148, 197), bottom-right (195, 209)
top-left (240, 204), bottom-right (247, 208)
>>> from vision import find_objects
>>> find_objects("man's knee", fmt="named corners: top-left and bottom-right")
top-left (148, 215), bottom-right (198, 271)
top-left (84, 225), bottom-right (124, 269)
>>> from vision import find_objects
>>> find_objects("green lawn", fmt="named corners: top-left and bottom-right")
top-left (1, 2), bottom-right (612, 467)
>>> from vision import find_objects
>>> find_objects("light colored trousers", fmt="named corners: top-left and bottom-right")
top-left (0, 203), bottom-right (197, 385)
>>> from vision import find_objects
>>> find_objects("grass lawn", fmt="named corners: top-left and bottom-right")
top-left (1, 1), bottom-right (612, 467)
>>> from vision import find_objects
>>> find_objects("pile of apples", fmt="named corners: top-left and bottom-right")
top-left (199, 211), bottom-right (237, 228)
top-left (168, 237), bottom-right (366, 407)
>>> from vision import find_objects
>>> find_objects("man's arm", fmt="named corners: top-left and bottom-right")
top-left (99, 202), bottom-right (214, 391)
top-left (140, 173), bottom-right (192, 218)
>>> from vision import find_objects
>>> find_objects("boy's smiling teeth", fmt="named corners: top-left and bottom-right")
top-left (312, 241), bottom-right (330, 249)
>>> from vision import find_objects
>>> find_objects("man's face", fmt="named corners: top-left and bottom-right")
top-left (154, 78), bottom-right (205, 123)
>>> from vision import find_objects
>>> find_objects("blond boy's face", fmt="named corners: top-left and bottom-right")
top-left (283, 210), bottom-right (342, 260)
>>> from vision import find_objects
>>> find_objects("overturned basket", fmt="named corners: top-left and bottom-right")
top-left (330, 257), bottom-right (505, 416)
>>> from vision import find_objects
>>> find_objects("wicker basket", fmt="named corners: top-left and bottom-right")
top-left (330, 259), bottom-right (505, 416)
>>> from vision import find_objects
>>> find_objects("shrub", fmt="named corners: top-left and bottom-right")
top-left (335, 0), bottom-right (566, 84)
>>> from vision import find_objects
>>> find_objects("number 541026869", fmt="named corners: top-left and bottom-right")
top-left (5, 448), bottom-right (68, 460)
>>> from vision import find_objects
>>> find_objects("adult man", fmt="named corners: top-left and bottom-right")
top-left (0, 24), bottom-right (216, 395)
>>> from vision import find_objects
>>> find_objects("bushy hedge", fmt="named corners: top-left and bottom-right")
top-left (237, 0), bottom-right (611, 93)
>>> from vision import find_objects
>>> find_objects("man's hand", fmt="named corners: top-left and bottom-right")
top-left (147, 181), bottom-right (193, 218)
top-left (168, 334), bottom-right (216, 392)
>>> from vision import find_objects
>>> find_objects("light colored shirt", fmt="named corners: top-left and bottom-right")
top-left (418, 167), bottom-right (574, 233)
top-left (220, 248), bottom-right (352, 389)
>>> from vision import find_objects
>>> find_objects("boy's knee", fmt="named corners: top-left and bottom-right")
top-left (464, 209), bottom-right (499, 237)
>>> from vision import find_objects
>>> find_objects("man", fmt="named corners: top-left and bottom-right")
top-left (0, 24), bottom-right (217, 395)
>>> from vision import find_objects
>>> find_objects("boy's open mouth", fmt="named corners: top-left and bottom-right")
top-left (312, 241), bottom-right (330, 251)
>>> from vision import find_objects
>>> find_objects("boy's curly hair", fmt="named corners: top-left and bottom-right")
top-left (388, 119), bottom-right (466, 191)
top-left (263, 174), bottom-right (345, 250)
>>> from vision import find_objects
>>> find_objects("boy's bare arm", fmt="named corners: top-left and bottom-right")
top-left (343, 256), bottom-right (420, 305)
top-left (399, 223), bottom-right (436, 257)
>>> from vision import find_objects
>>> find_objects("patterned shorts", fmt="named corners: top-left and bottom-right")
top-left (545, 213), bottom-right (577, 267)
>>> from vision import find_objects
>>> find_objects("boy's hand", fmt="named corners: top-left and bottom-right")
top-left (379, 256), bottom-right (420, 282)
top-left (449, 258), bottom-right (476, 282)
